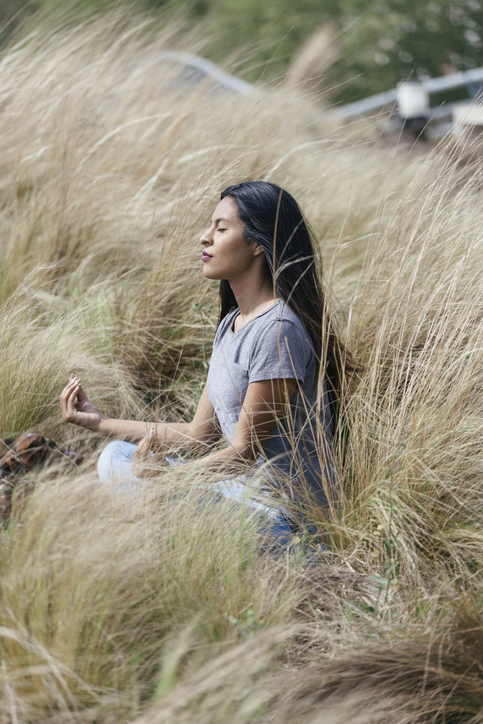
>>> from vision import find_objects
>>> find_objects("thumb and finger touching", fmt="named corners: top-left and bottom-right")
top-left (132, 429), bottom-right (168, 478)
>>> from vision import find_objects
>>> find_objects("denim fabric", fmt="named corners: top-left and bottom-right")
top-left (97, 440), bottom-right (295, 550)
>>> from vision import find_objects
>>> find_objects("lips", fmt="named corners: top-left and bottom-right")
top-left (202, 251), bottom-right (212, 262)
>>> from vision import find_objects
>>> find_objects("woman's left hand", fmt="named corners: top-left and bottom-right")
top-left (132, 429), bottom-right (167, 478)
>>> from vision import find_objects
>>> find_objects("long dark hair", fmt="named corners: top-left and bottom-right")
top-left (218, 181), bottom-right (354, 425)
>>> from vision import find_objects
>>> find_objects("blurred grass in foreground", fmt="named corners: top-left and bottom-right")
top-left (1, 11), bottom-right (483, 723)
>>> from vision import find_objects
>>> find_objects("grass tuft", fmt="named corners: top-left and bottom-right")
top-left (1, 10), bottom-right (483, 722)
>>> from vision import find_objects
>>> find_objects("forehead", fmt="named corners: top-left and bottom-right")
top-left (212, 196), bottom-right (240, 222)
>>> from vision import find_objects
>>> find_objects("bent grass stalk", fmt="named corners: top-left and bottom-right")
top-left (0, 9), bottom-right (483, 723)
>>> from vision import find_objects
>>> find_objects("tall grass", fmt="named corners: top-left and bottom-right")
top-left (1, 10), bottom-right (483, 723)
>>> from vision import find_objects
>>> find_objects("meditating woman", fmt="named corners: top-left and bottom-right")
top-left (60, 181), bottom-right (351, 544)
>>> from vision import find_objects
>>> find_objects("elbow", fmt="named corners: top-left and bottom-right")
top-left (230, 441), bottom-right (259, 464)
top-left (185, 421), bottom-right (220, 450)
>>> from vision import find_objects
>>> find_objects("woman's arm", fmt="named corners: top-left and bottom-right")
top-left (172, 377), bottom-right (297, 476)
top-left (60, 375), bottom-right (220, 451)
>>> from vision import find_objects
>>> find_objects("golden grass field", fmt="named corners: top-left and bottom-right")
top-left (1, 11), bottom-right (483, 723)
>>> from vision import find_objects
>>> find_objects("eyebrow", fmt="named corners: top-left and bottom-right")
top-left (211, 217), bottom-right (231, 225)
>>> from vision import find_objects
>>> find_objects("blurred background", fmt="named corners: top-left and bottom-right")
top-left (2, 0), bottom-right (483, 104)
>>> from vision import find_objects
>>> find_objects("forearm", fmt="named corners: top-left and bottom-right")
top-left (97, 417), bottom-right (214, 452)
top-left (179, 440), bottom-right (256, 479)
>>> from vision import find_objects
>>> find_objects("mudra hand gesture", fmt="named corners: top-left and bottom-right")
top-left (59, 374), bottom-right (105, 431)
top-left (58, 182), bottom-right (348, 511)
top-left (60, 375), bottom-right (168, 476)
top-left (131, 429), bottom-right (168, 478)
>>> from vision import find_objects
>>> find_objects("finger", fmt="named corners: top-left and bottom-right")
top-left (68, 374), bottom-right (88, 401)
top-left (61, 385), bottom-right (80, 421)
top-left (60, 382), bottom-right (76, 408)
top-left (64, 378), bottom-right (80, 396)
top-left (143, 429), bottom-right (157, 450)
top-left (133, 439), bottom-right (150, 462)
top-left (61, 377), bottom-right (80, 398)
top-left (140, 432), bottom-right (154, 449)
top-left (76, 384), bottom-right (88, 402)
top-left (63, 383), bottom-right (81, 413)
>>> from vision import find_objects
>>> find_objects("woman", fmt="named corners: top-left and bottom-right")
top-left (60, 181), bottom-right (350, 544)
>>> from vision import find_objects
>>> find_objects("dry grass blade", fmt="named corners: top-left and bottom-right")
top-left (0, 8), bottom-right (482, 723)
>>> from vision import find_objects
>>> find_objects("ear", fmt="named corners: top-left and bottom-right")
top-left (253, 243), bottom-right (265, 257)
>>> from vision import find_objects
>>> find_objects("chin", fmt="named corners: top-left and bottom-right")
top-left (202, 267), bottom-right (220, 280)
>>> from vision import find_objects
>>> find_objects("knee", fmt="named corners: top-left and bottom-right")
top-left (97, 440), bottom-right (135, 482)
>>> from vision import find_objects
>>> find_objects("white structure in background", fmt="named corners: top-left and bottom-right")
top-left (152, 51), bottom-right (483, 139)
top-left (337, 67), bottom-right (483, 119)
top-left (452, 103), bottom-right (483, 124)
top-left (452, 102), bottom-right (483, 138)
top-left (397, 80), bottom-right (429, 119)
top-left (156, 51), bottom-right (254, 96)
top-left (336, 66), bottom-right (483, 138)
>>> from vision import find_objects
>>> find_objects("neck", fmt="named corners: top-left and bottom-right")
top-left (230, 268), bottom-right (280, 320)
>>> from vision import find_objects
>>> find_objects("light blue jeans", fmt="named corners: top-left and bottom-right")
top-left (97, 440), bottom-right (296, 551)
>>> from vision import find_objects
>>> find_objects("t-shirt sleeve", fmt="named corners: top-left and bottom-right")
top-left (248, 319), bottom-right (310, 384)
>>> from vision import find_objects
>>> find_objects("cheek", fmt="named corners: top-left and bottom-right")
top-left (231, 237), bottom-right (254, 261)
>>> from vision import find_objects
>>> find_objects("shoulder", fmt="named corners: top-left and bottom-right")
top-left (255, 302), bottom-right (310, 345)
top-left (248, 302), bottom-right (314, 381)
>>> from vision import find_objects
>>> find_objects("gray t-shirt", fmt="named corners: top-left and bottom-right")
top-left (206, 300), bottom-right (335, 506)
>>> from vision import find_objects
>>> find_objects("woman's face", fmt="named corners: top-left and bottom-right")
top-left (200, 196), bottom-right (263, 282)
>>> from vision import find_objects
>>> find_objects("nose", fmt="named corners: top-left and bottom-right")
top-left (199, 227), bottom-right (212, 246)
